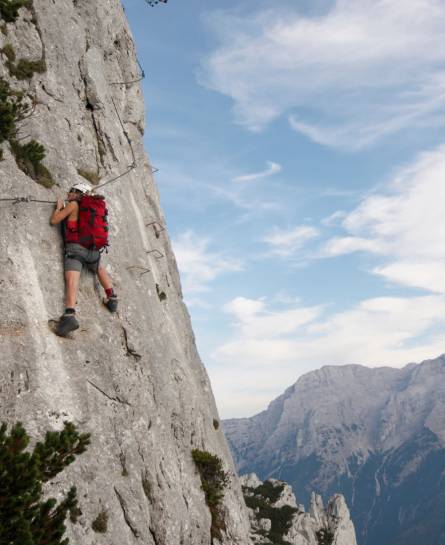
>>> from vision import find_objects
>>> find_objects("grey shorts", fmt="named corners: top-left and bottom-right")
top-left (64, 243), bottom-right (101, 273)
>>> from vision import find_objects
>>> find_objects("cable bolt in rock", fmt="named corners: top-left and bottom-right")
top-left (145, 220), bottom-right (165, 237)
top-left (126, 265), bottom-right (150, 277)
top-left (146, 248), bottom-right (164, 259)
top-left (110, 58), bottom-right (145, 87)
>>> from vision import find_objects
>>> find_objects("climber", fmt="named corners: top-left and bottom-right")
top-left (50, 182), bottom-right (118, 337)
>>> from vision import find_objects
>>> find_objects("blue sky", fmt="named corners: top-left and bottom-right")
top-left (123, 0), bottom-right (445, 418)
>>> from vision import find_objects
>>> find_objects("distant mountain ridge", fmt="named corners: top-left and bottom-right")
top-left (224, 355), bottom-right (445, 545)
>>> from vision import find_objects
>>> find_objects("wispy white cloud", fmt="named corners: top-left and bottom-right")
top-left (155, 154), bottom-right (289, 219)
top-left (223, 296), bottom-right (323, 339)
top-left (209, 184), bottom-right (283, 214)
top-left (262, 225), bottom-right (320, 256)
top-left (321, 210), bottom-right (347, 226)
top-left (210, 294), bottom-right (445, 417)
top-left (201, 0), bottom-right (445, 148)
top-left (320, 142), bottom-right (445, 293)
top-left (320, 235), bottom-right (387, 257)
top-left (172, 231), bottom-right (243, 304)
top-left (215, 295), bottom-right (445, 367)
top-left (373, 261), bottom-right (445, 294)
top-left (232, 161), bottom-right (282, 182)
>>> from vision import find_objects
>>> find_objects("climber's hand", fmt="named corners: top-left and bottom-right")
top-left (50, 199), bottom-right (71, 225)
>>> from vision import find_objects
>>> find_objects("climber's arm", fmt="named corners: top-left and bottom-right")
top-left (50, 199), bottom-right (76, 225)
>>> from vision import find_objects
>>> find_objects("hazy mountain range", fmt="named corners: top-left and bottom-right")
top-left (224, 355), bottom-right (445, 545)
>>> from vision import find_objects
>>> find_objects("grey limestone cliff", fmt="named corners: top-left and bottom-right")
top-left (0, 1), bottom-right (251, 544)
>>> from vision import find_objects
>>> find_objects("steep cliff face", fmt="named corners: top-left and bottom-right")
top-left (0, 1), bottom-right (251, 544)
top-left (224, 356), bottom-right (445, 545)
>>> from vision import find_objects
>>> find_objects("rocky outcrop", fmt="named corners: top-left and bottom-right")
top-left (240, 474), bottom-right (357, 545)
top-left (0, 1), bottom-right (251, 544)
top-left (224, 356), bottom-right (445, 545)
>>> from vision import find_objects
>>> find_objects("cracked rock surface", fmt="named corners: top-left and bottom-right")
top-left (0, 1), bottom-right (251, 544)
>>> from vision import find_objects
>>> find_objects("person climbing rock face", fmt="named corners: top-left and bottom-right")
top-left (50, 182), bottom-right (118, 337)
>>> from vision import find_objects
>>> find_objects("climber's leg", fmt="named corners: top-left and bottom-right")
top-left (97, 265), bottom-right (118, 313)
top-left (56, 251), bottom-right (82, 337)
top-left (64, 270), bottom-right (81, 309)
top-left (97, 265), bottom-right (112, 291)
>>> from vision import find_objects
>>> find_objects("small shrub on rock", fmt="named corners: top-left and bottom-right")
top-left (10, 138), bottom-right (54, 188)
top-left (91, 509), bottom-right (108, 533)
top-left (316, 527), bottom-right (335, 545)
top-left (0, 77), bottom-right (29, 142)
top-left (1, 41), bottom-right (46, 80)
top-left (0, 0), bottom-right (32, 23)
top-left (10, 57), bottom-right (46, 80)
top-left (1, 42), bottom-right (15, 63)
top-left (192, 449), bottom-right (230, 541)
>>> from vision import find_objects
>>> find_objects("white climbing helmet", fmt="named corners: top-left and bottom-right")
top-left (70, 182), bottom-right (92, 195)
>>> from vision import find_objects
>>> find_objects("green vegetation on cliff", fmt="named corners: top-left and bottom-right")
top-left (0, 0), bottom-right (31, 23)
top-left (243, 481), bottom-right (299, 545)
top-left (0, 421), bottom-right (90, 545)
top-left (192, 449), bottom-right (230, 541)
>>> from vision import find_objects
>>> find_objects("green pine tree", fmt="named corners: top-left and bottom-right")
top-left (0, 421), bottom-right (90, 545)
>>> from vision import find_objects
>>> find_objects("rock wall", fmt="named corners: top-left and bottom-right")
top-left (0, 1), bottom-right (251, 544)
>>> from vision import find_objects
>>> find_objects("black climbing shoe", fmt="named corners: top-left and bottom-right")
top-left (56, 313), bottom-right (79, 337)
top-left (104, 295), bottom-right (118, 313)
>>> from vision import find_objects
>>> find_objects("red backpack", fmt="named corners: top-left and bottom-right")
top-left (77, 195), bottom-right (109, 250)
